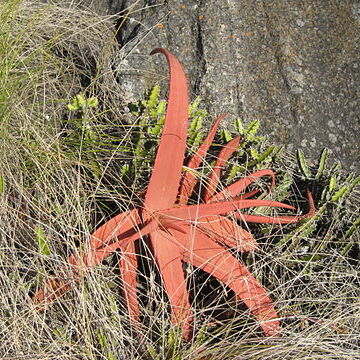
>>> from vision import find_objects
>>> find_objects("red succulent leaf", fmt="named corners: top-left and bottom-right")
top-left (203, 136), bottom-right (241, 202)
top-left (90, 214), bottom-right (160, 264)
top-left (150, 230), bottom-right (193, 340)
top-left (178, 113), bottom-right (226, 204)
top-left (196, 215), bottom-right (258, 252)
top-left (172, 225), bottom-right (280, 336)
top-left (87, 209), bottom-right (142, 252)
top-left (32, 277), bottom-right (72, 310)
top-left (119, 241), bottom-right (139, 325)
top-left (209, 169), bottom-right (276, 203)
top-left (158, 199), bottom-right (296, 226)
top-left (234, 189), bottom-right (262, 200)
top-left (32, 209), bottom-right (151, 306)
top-left (145, 48), bottom-right (189, 212)
top-left (235, 189), bottom-right (315, 224)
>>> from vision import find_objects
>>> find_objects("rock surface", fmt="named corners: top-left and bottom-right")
top-left (49, 0), bottom-right (360, 171)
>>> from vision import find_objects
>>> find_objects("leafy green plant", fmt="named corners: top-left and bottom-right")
top-left (121, 85), bottom-right (208, 188)
top-left (35, 227), bottom-right (50, 256)
top-left (65, 93), bottom-right (102, 177)
top-left (96, 328), bottom-right (116, 360)
top-left (67, 93), bottom-right (99, 112)
top-left (123, 90), bottom-right (280, 191)
top-left (120, 84), bottom-right (167, 185)
top-left (277, 149), bottom-right (360, 265)
top-left (32, 48), bottom-right (315, 340)
top-left (145, 328), bottom-right (184, 360)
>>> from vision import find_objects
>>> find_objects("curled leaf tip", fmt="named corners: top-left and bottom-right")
top-left (150, 47), bottom-right (166, 56)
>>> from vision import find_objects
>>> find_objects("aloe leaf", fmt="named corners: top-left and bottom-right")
top-left (244, 189), bottom-right (315, 227)
top-left (329, 176), bottom-right (336, 192)
top-left (257, 145), bottom-right (277, 163)
top-left (250, 148), bottom-right (259, 159)
top-left (161, 199), bottom-right (296, 224)
top-left (96, 329), bottom-right (116, 360)
top-left (245, 119), bottom-right (260, 138)
top-left (343, 217), bottom-right (360, 240)
top-left (245, 146), bottom-right (277, 169)
top-left (210, 169), bottom-right (275, 203)
top-left (220, 128), bottom-right (233, 142)
top-left (145, 48), bottom-right (189, 211)
top-left (188, 97), bottom-right (206, 147)
top-left (340, 242), bottom-right (355, 258)
top-left (87, 97), bottom-right (98, 108)
top-left (149, 230), bottom-right (193, 340)
top-left (32, 212), bottom-right (155, 306)
top-left (347, 175), bottom-right (360, 195)
top-left (146, 344), bottom-right (159, 360)
top-left (176, 227), bottom-right (280, 336)
top-left (88, 209), bottom-right (142, 250)
top-left (234, 118), bottom-right (244, 135)
top-left (87, 214), bottom-right (163, 267)
top-left (280, 208), bottom-right (322, 248)
top-left (118, 241), bottom-right (139, 326)
top-left (296, 253), bottom-right (327, 262)
top-left (284, 222), bottom-right (317, 254)
top-left (148, 84), bottom-right (160, 108)
top-left (189, 112), bottom-right (200, 134)
top-left (53, 327), bottom-right (72, 343)
top-left (203, 136), bottom-right (240, 201)
top-left (226, 164), bottom-right (240, 184)
top-left (178, 114), bottom-right (226, 204)
top-left (67, 103), bottom-right (78, 111)
top-left (338, 217), bottom-right (360, 257)
top-left (196, 215), bottom-right (258, 251)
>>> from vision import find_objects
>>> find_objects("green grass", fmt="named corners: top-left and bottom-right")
top-left (0, 1), bottom-right (359, 359)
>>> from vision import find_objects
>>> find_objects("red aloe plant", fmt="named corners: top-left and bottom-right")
top-left (32, 48), bottom-right (315, 340)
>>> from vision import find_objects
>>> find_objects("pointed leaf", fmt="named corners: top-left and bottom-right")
top-left (174, 227), bottom-right (280, 336)
top-left (297, 149), bottom-right (311, 178)
top-left (145, 48), bottom-right (189, 211)
top-left (0, 175), bottom-right (4, 194)
top-left (150, 230), bottom-right (193, 340)
top-left (235, 189), bottom-right (315, 224)
top-left (315, 148), bottom-right (328, 179)
top-left (32, 277), bottom-right (72, 309)
top-left (178, 114), bottom-right (226, 204)
top-left (159, 199), bottom-right (296, 225)
top-left (234, 189), bottom-right (261, 200)
top-left (196, 215), bottom-right (258, 252)
top-left (87, 215), bottom-right (159, 266)
top-left (89, 209), bottom-right (141, 250)
top-left (35, 227), bottom-right (50, 256)
top-left (236, 213), bottom-right (303, 224)
top-left (32, 241), bottom-right (142, 309)
top-left (32, 209), bottom-right (151, 307)
top-left (119, 241), bottom-right (140, 327)
top-left (209, 169), bottom-right (275, 203)
top-left (203, 136), bottom-right (241, 202)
